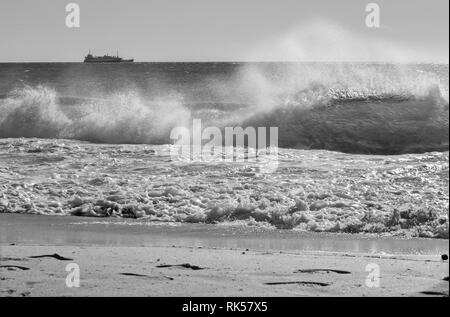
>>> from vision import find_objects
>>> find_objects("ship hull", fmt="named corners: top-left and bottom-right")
top-left (83, 54), bottom-right (134, 63)
top-left (84, 59), bottom-right (134, 63)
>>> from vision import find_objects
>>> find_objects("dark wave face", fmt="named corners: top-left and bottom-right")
top-left (0, 62), bottom-right (448, 154)
top-left (241, 89), bottom-right (449, 154)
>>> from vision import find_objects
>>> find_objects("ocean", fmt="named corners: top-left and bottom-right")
top-left (0, 62), bottom-right (448, 153)
top-left (0, 62), bottom-right (448, 238)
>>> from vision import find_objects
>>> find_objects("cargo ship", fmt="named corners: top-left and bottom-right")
top-left (84, 51), bottom-right (134, 63)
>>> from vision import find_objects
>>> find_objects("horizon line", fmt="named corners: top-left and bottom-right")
top-left (0, 60), bottom-right (449, 64)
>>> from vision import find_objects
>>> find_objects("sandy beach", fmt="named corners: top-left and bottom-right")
top-left (1, 214), bottom-right (448, 297)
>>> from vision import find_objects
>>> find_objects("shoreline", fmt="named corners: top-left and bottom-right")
top-left (1, 213), bottom-right (448, 254)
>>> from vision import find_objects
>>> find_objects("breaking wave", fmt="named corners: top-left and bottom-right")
top-left (0, 65), bottom-right (448, 155)
top-left (241, 84), bottom-right (449, 154)
top-left (0, 86), bottom-right (190, 144)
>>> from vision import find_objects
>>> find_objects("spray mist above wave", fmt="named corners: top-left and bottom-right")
top-left (229, 62), bottom-right (448, 115)
top-left (226, 20), bottom-right (448, 112)
top-left (0, 85), bottom-right (191, 144)
top-left (247, 20), bottom-right (447, 64)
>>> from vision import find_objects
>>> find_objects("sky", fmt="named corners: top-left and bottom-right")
top-left (0, 0), bottom-right (448, 62)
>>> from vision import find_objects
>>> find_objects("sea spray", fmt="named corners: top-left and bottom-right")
top-left (0, 85), bottom-right (191, 144)
top-left (66, 91), bottom-right (190, 144)
top-left (0, 85), bottom-right (70, 138)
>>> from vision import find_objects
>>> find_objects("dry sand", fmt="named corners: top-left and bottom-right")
top-left (0, 214), bottom-right (448, 297)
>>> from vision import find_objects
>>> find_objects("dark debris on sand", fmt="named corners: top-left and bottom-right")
top-left (29, 253), bottom-right (73, 261)
top-left (156, 263), bottom-right (206, 270)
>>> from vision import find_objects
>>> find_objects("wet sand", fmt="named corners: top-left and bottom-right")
top-left (0, 214), bottom-right (448, 297)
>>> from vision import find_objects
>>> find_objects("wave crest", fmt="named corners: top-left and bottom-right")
top-left (0, 86), bottom-right (70, 138)
top-left (0, 64), bottom-right (448, 155)
top-left (0, 85), bottom-right (191, 144)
